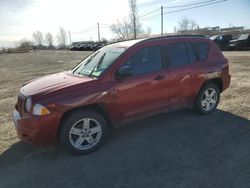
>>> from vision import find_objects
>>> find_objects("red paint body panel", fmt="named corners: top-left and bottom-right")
top-left (14, 111), bottom-right (63, 145)
top-left (14, 36), bottom-right (231, 145)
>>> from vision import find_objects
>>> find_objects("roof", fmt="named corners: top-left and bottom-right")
top-left (109, 39), bottom-right (146, 48)
top-left (108, 35), bottom-right (207, 49)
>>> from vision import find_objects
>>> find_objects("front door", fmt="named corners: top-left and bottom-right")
top-left (112, 45), bottom-right (170, 120)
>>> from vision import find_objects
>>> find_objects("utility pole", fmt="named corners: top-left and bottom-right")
top-left (161, 6), bottom-right (163, 36)
top-left (68, 31), bottom-right (72, 45)
top-left (133, 18), bottom-right (136, 39)
top-left (97, 22), bottom-right (100, 42)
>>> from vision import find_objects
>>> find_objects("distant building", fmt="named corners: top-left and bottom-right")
top-left (221, 26), bottom-right (244, 33)
top-left (176, 26), bottom-right (246, 37)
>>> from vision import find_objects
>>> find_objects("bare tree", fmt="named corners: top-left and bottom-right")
top-left (110, 0), bottom-right (145, 40)
top-left (178, 17), bottom-right (198, 33)
top-left (110, 19), bottom-right (132, 40)
top-left (57, 27), bottom-right (67, 47)
top-left (101, 37), bottom-right (108, 43)
top-left (32, 31), bottom-right (43, 46)
top-left (144, 27), bottom-right (152, 37)
top-left (19, 39), bottom-right (33, 49)
top-left (190, 20), bottom-right (197, 30)
top-left (178, 17), bottom-right (190, 31)
top-left (45, 32), bottom-right (53, 47)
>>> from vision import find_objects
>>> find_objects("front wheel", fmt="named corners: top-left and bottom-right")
top-left (59, 110), bottom-right (107, 154)
top-left (194, 83), bottom-right (220, 115)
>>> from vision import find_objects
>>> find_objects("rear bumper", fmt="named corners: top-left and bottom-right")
top-left (13, 110), bottom-right (62, 145)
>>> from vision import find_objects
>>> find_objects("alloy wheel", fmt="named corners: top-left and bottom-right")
top-left (201, 88), bottom-right (218, 112)
top-left (69, 118), bottom-right (102, 150)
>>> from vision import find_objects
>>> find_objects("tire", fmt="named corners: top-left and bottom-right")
top-left (194, 83), bottom-right (220, 115)
top-left (59, 110), bottom-right (107, 154)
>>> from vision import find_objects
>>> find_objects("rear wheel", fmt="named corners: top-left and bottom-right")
top-left (60, 110), bottom-right (107, 154)
top-left (194, 83), bottom-right (220, 115)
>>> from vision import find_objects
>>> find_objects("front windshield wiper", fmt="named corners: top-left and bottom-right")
top-left (89, 52), bottom-right (106, 78)
top-left (72, 51), bottom-right (100, 75)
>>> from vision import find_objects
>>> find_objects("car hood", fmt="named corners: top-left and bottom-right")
top-left (21, 71), bottom-right (95, 96)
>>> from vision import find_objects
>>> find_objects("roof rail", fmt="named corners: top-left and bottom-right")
top-left (146, 34), bottom-right (206, 40)
top-left (107, 34), bottom-right (207, 47)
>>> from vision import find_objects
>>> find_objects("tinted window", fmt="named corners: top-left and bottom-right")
top-left (194, 43), bottom-right (209, 61)
top-left (186, 43), bottom-right (196, 64)
top-left (223, 35), bottom-right (232, 41)
top-left (124, 46), bottom-right (162, 76)
top-left (165, 43), bottom-right (189, 68)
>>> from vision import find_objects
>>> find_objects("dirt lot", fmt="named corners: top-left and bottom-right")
top-left (0, 50), bottom-right (92, 152)
top-left (0, 50), bottom-right (250, 188)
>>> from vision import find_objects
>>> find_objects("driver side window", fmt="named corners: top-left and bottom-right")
top-left (124, 46), bottom-right (162, 76)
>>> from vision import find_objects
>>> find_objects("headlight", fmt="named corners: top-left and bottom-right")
top-left (33, 104), bottom-right (50, 115)
top-left (25, 97), bottom-right (32, 112)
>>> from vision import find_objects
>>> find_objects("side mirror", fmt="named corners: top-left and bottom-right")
top-left (116, 65), bottom-right (133, 78)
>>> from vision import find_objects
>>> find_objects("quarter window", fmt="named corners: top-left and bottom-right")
top-left (193, 43), bottom-right (209, 61)
top-left (124, 46), bottom-right (162, 76)
top-left (165, 43), bottom-right (189, 68)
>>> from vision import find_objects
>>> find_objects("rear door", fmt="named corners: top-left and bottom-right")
top-left (191, 41), bottom-right (211, 96)
top-left (164, 42), bottom-right (197, 109)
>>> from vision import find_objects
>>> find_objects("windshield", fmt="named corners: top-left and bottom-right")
top-left (210, 35), bottom-right (218, 40)
top-left (239, 34), bottom-right (249, 40)
top-left (73, 46), bottom-right (126, 78)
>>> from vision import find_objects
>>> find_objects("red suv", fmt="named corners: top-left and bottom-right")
top-left (13, 35), bottom-right (231, 154)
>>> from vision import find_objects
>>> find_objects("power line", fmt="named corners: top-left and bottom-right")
top-left (164, 0), bottom-right (227, 14)
top-left (164, 0), bottom-right (216, 9)
top-left (140, 0), bottom-right (227, 21)
top-left (70, 0), bottom-right (228, 40)
top-left (140, 14), bottom-right (161, 20)
top-left (99, 25), bottom-right (111, 29)
top-left (139, 7), bottom-right (161, 19)
top-left (72, 24), bottom-right (97, 34)
top-left (99, 23), bottom-right (113, 26)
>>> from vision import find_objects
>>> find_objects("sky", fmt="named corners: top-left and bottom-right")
top-left (0, 0), bottom-right (249, 47)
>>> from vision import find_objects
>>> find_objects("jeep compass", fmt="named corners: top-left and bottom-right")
top-left (13, 35), bottom-right (231, 154)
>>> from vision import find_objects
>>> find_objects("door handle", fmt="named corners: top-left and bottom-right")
top-left (153, 75), bottom-right (165, 80)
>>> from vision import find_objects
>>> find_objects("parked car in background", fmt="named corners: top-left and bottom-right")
top-left (70, 42), bottom-right (107, 51)
top-left (13, 35), bottom-right (231, 154)
top-left (228, 33), bottom-right (250, 50)
top-left (210, 34), bottom-right (232, 50)
top-left (69, 45), bottom-right (77, 51)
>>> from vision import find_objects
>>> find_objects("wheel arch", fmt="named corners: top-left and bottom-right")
top-left (57, 103), bottom-right (113, 140)
top-left (194, 78), bottom-right (221, 114)
top-left (199, 77), bottom-right (223, 94)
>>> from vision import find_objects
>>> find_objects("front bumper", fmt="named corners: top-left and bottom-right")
top-left (13, 110), bottom-right (62, 145)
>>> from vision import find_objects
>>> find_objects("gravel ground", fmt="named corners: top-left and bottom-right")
top-left (0, 50), bottom-right (249, 188)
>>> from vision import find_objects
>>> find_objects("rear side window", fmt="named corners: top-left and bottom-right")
top-left (165, 43), bottom-right (189, 68)
top-left (193, 42), bottom-right (209, 61)
top-left (124, 46), bottom-right (162, 76)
